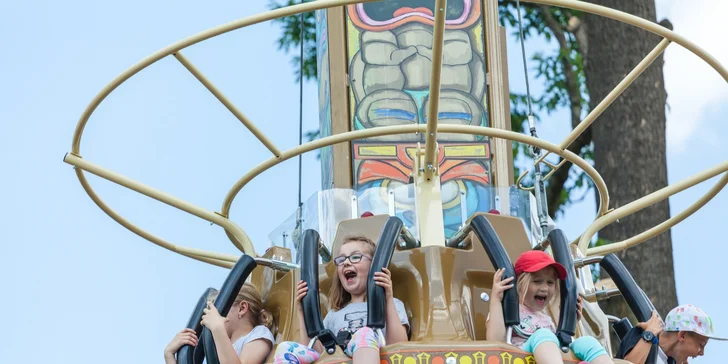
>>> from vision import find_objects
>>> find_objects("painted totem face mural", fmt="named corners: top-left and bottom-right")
top-left (346, 0), bottom-right (493, 237)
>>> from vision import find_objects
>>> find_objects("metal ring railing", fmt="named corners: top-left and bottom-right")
top-left (65, 0), bottom-right (728, 267)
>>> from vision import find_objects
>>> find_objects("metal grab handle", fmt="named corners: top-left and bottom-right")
top-left (177, 287), bottom-right (216, 364)
top-left (301, 229), bottom-right (337, 354)
top-left (367, 216), bottom-right (403, 334)
top-left (471, 215), bottom-right (519, 327)
top-left (201, 255), bottom-right (257, 364)
top-left (548, 229), bottom-right (578, 350)
top-left (398, 226), bottom-right (419, 249)
top-left (600, 254), bottom-right (657, 364)
top-left (599, 254), bottom-right (654, 321)
top-left (612, 317), bottom-right (633, 341)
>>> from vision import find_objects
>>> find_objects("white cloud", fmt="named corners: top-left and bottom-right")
top-left (658, 0), bottom-right (728, 153)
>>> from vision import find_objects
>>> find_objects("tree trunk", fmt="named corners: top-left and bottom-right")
top-left (584, 0), bottom-right (678, 319)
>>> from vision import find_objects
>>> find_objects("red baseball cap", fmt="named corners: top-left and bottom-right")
top-left (514, 250), bottom-right (567, 280)
top-left (361, 211), bottom-right (374, 218)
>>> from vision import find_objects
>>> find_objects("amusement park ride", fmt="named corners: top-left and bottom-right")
top-left (63, 0), bottom-right (728, 363)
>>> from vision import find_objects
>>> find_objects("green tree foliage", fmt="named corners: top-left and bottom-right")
top-left (269, 0), bottom-right (594, 218)
top-left (269, 0), bottom-right (318, 80)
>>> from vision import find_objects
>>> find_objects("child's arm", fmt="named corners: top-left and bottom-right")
top-left (301, 311), bottom-right (325, 353)
top-left (375, 267), bottom-right (408, 344)
top-left (201, 304), bottom-right (244, 364)
top-left (238, 339), bottom-right (273, 364)
top-left (295, 280), bottom-right (310, 345)
top-left (624, 311), bottom-right (664, 364)
top-left (486, 299), bottom-right (506, 341)
top-left (485, 268), bottom-right (514, 342)
top-left (384, 299), bottom-right (408, 344)
top-left (164, 328), bottom-right (198, 364)
top-left (209, 324), bottom-right (244, 364)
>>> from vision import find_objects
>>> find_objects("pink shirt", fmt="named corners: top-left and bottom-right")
top-left (511, 304), bottom-right (557, 347)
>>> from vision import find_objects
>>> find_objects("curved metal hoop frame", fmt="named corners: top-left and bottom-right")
top-left (65, 0), bottom-right (728, 267)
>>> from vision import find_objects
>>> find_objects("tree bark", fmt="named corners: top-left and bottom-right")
top-left (584, 0), bottom-right (678, 318)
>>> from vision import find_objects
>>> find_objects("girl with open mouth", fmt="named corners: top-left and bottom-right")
top-left (273, 235), bottom-right (409, 364)
top-left (487, 250), bottom-right (614, 364)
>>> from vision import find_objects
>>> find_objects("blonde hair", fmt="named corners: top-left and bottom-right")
top-left (209, 283), bottom-right (274, 331)
top-left (328, 235), bottom-right (377, 311)
top-left (516, 270), bottom-right (561, 309)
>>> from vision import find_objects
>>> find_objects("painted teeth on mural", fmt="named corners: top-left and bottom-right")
top-left (393, 7), bottom-right (434, 18)
top-left (361, 0), bottom-right (468, 23)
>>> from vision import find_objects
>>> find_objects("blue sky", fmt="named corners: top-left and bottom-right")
top-left (0, 0), bottom-right (726, 363)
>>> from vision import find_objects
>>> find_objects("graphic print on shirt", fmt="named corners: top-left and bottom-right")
top-left (343, 310), bottom-right (368, 334)
top-left (514, 312), bottom-right (555, 339)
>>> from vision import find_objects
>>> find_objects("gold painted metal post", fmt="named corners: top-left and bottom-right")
top-left (518, 38), bottom-right (672, 191)
top-left (423, 0), bottom-right (448, 181)
top-left (326, 6), bottom-right (354, 189)
top-left (559, 38), bottom-right (672, 150)
top-left (221, 124), bottom-right (611, 240)
top-left (527, 0), bottom-right (728, 83)
top-left (66, 121), bottom-right (725, 266)
top-left (611, 172), bottom-right (728, 252)
top-left (178, 246), bottom-right (239, 264)
top-left (73, 166), bottom-right (237, 268)
top-left (414, 144), bottom-right (446, 247)
top-left (64, 153), bottom-right (257, 256)
top-left (66, 0), bottom-right (728, 267)
top-left (181, 255), bottom-right (235, 268)
top-left (70, 0), bottom-right (381, 156)
top-left (174, 52), bottom-right (281, 157)
top-left (580, 161), bottom-right (728, 255)
top-left (483, 0), bottom-right (514, 189)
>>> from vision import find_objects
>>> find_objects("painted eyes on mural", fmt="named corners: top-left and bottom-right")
top-left (440, 180), bottom-right (461, 204)
top-left (385, 180), bottom-right (461, 206)
top-left (388, 180), bottom-right (416, 205)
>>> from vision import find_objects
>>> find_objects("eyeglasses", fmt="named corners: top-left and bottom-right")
top-left (333, 253), bottom-right (372, 266)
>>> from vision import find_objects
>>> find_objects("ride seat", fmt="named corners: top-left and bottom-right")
top-left (319, 213), bottom-right (535, 342)
top-left (255, 217), bottom-right (625, 363)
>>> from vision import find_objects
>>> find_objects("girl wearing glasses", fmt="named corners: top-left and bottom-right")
top-left (274, 235), bottom-right (409, 364)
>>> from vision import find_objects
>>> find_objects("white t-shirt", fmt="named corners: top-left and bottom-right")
top-left (231, 325), bottom-right (275, 355)
top-left (657, 347), bottom-right (670, 364)
top-left (322, 299), bottom-right (409, 338)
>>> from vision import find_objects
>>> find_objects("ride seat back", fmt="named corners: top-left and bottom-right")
top-left (255, 216), bottom-right (618, 363)
top-left (318, 213), bottom-right (534, 341)
top-left (250, 246), bottom-right (309, 360)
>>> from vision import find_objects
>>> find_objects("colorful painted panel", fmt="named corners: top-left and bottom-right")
top-left (345, 1), bottom-right (494, 236)
top-left (354, 142), bottom-right (491, 237)
top-left (316, 348), bottom-right (581, 364)
top-left (316, 9), bottom-right (334, 190)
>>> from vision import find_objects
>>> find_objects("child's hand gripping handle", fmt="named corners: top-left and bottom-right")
top-left (471, 215), bottom-right (519, 327)
top-left (177, 287), bottom-right (216, 364)
top-left (367, 216), bottom-right (402, 336)
top-left (201, 254), bottom-right (257, 364)
top-left (548, 229), bottom-right (578, 350)
top-left (300, 229), bottom-right (337, 354)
